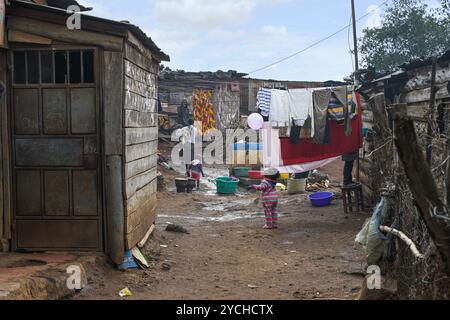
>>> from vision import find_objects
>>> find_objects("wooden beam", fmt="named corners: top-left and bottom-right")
top-left (7, 16), bottom-right (124, 52)
top-left (426, 59), bottom-right (438, 164)
top-left (390, 103), bottom-right (450, 274)
top-left (103, 51), bottom-right (123, 155)
top-left (8, 30), bottom-right (52, 45)
top-left (0, 50), bottom-right (11, 241)
top-left (103, 51), bottom-right (125, 265)
top-left (105, 155), bottom-right (125, 265)
top-left (447, 139), bottom-right (450, 207)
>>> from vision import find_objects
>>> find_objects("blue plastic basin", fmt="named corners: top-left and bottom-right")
top-left (309, 192), bottom-right (334, 207)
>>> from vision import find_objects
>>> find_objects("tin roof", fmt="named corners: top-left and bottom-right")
top-left (11, 0), bottom-right (170, 62)
top-left (357, 49), bottom-right (450, 92)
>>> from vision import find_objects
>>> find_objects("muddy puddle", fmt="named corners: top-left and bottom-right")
top-left (158, 196), bottom-right (262, 225)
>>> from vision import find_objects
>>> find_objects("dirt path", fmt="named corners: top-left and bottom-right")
top-left (74, 161), bottom-right (368, 300)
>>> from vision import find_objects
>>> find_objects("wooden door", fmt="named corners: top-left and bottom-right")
top-left (11, 48), bottom-right (103, 251)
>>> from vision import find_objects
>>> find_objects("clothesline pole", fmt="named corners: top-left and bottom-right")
top-left (351, 0), bottom-right (361, 183)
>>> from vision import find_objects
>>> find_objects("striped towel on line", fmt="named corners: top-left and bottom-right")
top-left (256, 88), bottom-right (272, 117)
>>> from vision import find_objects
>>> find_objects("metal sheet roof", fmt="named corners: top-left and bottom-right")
top-left (11, 0), bottom-right (170, 62)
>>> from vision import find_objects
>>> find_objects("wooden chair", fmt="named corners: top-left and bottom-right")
top-left (341, 183), bottom-right (364, 213)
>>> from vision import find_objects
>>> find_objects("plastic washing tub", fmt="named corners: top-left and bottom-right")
top-left (248, 170), bottom-right (263, 180)
top-left (309, 192), bottom-right (334, 207)
top-left (233, 167), bottom-right (251, 178)
top-left (175, 178), bottom-right (188, 193)
top-left (216, 177), bottom-right (240, 194)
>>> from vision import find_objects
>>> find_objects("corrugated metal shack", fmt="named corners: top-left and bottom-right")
top-left (0, 0), bottom-right (169, 265)
top-left (357, 50), bottom-right (450, 298)
top-left (159, 70), bottom-right (246, 131)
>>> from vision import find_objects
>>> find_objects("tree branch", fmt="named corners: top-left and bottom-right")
top-left (380, 225), bottom-right (425, 259)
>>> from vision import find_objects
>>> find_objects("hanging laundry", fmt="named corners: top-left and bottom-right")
top-left (269, 89), bottom-right (290, 127)
top-left (280, 117), bottom-right (362, 165)
top-left (289, 120), bottom-right (301, 145)
top-left (256, 88), bottom-right (272, 117)
top-left (288, 88), bottom-right (316, 135)
top-left (262, 122), bottom-right (283, 168)
top-left (327, 86), bottom-right (348, 121)
top-left (327, 86), bottom-right (355, 137)
top-left (312, 88), bottom-right (332, 144)
top-left (193, 89), bottom-right (216, 134)
top-left (300, 116), bottom-right (313, 139)
top-left (289, 116), bottom-right (313, 144)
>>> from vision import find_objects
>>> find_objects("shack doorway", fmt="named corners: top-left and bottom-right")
top-left (10, 48), bottom-right (103, 251)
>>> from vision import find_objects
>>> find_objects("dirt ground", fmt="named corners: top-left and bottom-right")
top-left (73, 158), bottom-right (370, 300)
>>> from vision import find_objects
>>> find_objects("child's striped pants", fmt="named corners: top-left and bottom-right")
top-left (263, 201), bottom-right (278, 228)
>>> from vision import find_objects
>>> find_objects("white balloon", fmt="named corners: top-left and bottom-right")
top-left (247, 113), bottom-right (264, 130)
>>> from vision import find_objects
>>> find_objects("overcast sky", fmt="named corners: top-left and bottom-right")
top-left (77, 0), bottom-right (441, 82)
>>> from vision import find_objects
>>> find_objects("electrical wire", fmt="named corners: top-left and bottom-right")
top-left (247, 0), bottom-right (390, 75)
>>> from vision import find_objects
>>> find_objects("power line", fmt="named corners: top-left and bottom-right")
top-left (247, 0), bottom-right (390, 75)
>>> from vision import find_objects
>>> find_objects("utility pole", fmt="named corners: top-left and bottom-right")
top-left (351, 0), bottom-right (361, 183)
top-left (351, 0), bottom-right (360, 80)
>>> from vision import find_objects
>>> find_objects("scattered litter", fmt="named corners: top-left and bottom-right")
top-left (131, 247), bottom-right (150, 269)
top-left (306, 180), bottom-right (330, 192)
top-left (138, 224), bottom-right (155, 248)
top-left (162, 262), bottom-right (172, 271)
top-left (119, 287), bottom-right (132, 297)
top-left (290, 251), bottom-right (297, 253)
top-left (166, 223), bottom-right (190, 234)
top-left (118, 250), bottom-right (138, 270)
top-left (160, 245), bottom-right (168, 248)
top-left (248, 284), bottom-right (258, 289)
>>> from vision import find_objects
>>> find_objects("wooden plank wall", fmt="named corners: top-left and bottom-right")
top-left (0, 50), bottom-right (11, 251)
top-left (123, 43), bottom-right (159, 250)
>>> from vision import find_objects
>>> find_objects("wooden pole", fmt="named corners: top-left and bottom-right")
top-left (351, 0), bottom-right (360, 77)
top-left (426, 59), bottom-right (438, 165)
top-left (390, 104), bottom-right (450, 274)
top-left (351, 0), bottom-right (361, 182)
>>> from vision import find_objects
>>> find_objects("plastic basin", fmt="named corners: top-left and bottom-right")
top-left (248, 170), bottom-right (263, 179)
top-left (309, 192), bottom-right (334, 207)
top-left (233, 167), bottom-right (251, 178)
top-left (175, 178), bottom-right (188, 193)
top-left (362, 127), bottom-right (368, 137)
top-left (216, 177), bottom-right (240, 194)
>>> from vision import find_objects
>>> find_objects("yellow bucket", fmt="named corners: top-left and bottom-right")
top-left (280, 173), bottom-right (290, 180)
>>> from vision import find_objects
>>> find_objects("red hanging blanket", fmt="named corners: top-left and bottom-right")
top-left (280, 94), bottom-right (363, 165)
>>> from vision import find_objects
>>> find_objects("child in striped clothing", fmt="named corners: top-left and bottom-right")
top-left (252, 168), bottom-right (280, 229)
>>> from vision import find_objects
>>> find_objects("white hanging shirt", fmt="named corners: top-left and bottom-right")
top-left (288, 88), bottom-right (316, 137)
top-left (269, 89), bottom-right (290, 127)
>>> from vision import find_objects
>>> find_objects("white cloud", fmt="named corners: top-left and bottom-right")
top-left (152, 0), bottom-right (295, 30)
top-left (153, 0), bottom-right (257, 29)
top-left (261, 25), bottom-right (288, 35)
top-left (365, 4), bottom-right (382, 29)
